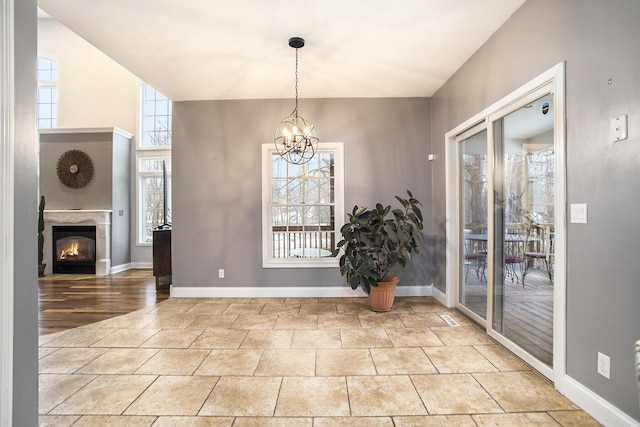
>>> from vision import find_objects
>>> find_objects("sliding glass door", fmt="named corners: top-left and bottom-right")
top-left (448, 63), bottom-right (565, 381)
top-left (493, 95), bottom-right (555, 368)
top-left (456, 126), bottom-right (488, 323)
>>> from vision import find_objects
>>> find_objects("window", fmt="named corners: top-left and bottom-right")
top-left (137, 83), bottom-right (172, 244)
top-left (138, 156), bottom-right (171, 243)
top-left (141, 84), bottom-right (172, 147)
top-left (37, 56), bottom-right (57, 129)
top-left (262, 143), bottom-right (344, 268)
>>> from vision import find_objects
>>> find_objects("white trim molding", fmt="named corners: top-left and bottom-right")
top-left (130, 262), bottom-right (153, 270)
top-left (38, 126), bottom-right (134, 139)
top-left (0, 0), bottom-right (14, 424)
top-left (561, 375), bottom-right (640, 427)
top-left (110, 263), bottom-right (132, 274)
top-left (430, 284), bottom-right (447, 307)
top-left (171, 284), bottom-right (433, 299)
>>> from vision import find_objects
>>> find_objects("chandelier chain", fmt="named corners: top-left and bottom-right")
top-left (294, 48), bottom-right (299, 117)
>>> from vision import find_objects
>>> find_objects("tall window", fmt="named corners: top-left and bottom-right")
top-left (37, 57), bottom-right (57, 129)
top-left (137, 83), bottom-right (172, 243)
top-left (262, 143), bottom-right (344, 268)
top-left (141, 85), bottom-right (172, 147)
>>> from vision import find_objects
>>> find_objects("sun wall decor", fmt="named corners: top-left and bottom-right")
top-left (56, 149), bottom-right (94, 189)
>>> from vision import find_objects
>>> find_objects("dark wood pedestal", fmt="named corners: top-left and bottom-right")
top-left (153, 228), bottom-right (172, 292)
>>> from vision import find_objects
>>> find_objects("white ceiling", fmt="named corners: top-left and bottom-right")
top-left (38, 0), bottom-right (526, 102)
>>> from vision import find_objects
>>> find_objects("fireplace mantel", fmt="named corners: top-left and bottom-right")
top-left (44, 210), bottom-right (112, 276)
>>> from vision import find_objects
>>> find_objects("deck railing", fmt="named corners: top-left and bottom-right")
top-left (271, 228), bottom-right (335, 259)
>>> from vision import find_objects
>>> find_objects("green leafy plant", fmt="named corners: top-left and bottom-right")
top-left (334, 190), bottom-right (424, 294)
top-left (38, 195), bottom-right (45, 274)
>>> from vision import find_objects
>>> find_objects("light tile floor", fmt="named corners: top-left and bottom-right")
top-left (39, 296), bottom-right (601, 426)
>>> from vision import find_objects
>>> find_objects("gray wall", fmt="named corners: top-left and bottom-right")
top-left (111, 132), bottom-right (132, 266)
top-left (13, 0), bottom-right (39, 423)
top-left (430, 0), bottom-right (640, 421)
top-left (39, 129), bottom-right (132, 267)
top-left (39, 132), bottom-right (113, 209)
top-left (172, 97), bottom-right (432, 288)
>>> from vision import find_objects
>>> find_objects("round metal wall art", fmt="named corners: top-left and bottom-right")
top-left (56, 149), bottom-right (94, 188)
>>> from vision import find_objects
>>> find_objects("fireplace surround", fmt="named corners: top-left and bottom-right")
top-left (43, 210), bottom-right (112, 276)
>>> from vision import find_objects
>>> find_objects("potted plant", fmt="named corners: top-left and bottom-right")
top-left (334, 190), bottom-right (424, 311)
top-left (38, 195), bottom-right (46, 277)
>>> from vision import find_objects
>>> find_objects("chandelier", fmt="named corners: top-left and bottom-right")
top-left (274, 37), bottom-right (318, 165)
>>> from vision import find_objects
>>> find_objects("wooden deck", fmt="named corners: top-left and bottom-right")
top-left (464, 269), bottom-right (553, 366)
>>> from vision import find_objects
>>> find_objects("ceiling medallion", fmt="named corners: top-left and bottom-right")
top-left (56, 149), bottom-right (94, 189)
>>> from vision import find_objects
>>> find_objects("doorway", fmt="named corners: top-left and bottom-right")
top-left (445, 63), bottom-right (566, 382)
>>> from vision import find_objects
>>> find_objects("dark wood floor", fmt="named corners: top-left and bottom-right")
top-left (38, 269), bottom-right (168, 335)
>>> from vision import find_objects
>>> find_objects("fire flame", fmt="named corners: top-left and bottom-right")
top-left (60, 240), bottom-right (79, 259)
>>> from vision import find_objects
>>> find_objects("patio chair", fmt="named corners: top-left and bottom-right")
top-left (464, 241), bottom-right (487, 282)
top-left (504, 225), bottom-right (527, 283)
top-left (522, 225), bottom-right (554, 285)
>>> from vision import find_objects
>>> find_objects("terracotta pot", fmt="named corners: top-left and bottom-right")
top-left (368, 276), bottom-right (400, 312)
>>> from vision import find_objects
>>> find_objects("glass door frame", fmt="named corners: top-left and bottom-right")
top-left (444, 62), bottom-right (566, 385)
top-left (453, 122), bottom-right (492, 328)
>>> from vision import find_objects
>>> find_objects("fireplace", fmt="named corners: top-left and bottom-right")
top-left (52, 226), bottom-right (97, 274)
top-left (44, 210), bottom-right (112, 276)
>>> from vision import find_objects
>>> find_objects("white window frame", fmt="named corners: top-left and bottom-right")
top-left (261, 142), bottom-right (344, 268)
top-left (136, 82), bottom-right (172, 245)
top-left (36, 56), bottom-right (57, 129)
top-left (136, 153), bottom-right (171, 244)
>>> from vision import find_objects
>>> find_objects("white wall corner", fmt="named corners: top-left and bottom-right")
top-left (431, 284), bottom-right (448, 307)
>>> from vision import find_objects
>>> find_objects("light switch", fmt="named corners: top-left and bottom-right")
top-left (570, 203), bottom-right (587, 224)
top-left (611, 115), bottom-right (628, 142)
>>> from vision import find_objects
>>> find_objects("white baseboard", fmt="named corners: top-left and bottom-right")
top-left (431, 284), bottom-right (449, 307)
top-left (560, 375), bottom-right (640, 427)
top-left (110, 263), bottom-right (131, 274)
top-left (171, 284), bottom-right (433, 299)
top-left (110, 263), bottom-right (153, 273)
top-left (396, 284), bottom-right (433, 297)
top-left (130, 262), bottom-right (152, 270)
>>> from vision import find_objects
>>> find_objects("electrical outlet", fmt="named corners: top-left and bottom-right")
top-left (218, 269), bottom-right (224, 279)
top-left (597, 352), bottom-right (610, 379)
